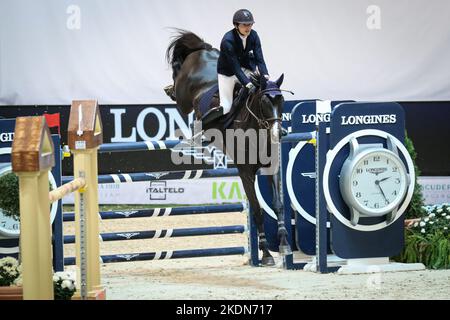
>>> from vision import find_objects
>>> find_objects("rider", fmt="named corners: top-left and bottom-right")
top-left (200, 9), bottom-right (270, 126)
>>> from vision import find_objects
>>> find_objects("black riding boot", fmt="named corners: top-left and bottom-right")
top-left (201, 106), bottom-right (224, 128)
top-left (163, 84), bottom-right (176, 101)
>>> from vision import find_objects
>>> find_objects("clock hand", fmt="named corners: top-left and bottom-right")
top-left (375, 180), bottom-right (389, 204)
top-left (379, 176), bottom-right (391, 183)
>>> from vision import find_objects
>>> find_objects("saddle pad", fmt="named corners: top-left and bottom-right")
top-left (198, 84), bottom-right (219, 115)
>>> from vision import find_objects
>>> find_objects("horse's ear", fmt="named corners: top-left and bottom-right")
top-left (275, 74), bottom-right (284, 87)
top-left (260, 74), bottom-right (268, 89)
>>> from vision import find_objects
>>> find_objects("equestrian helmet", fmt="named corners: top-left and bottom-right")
top-left (233, 9), bottom-right (255, 25)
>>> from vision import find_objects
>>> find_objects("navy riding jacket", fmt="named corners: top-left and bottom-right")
top-left (217, 29), bottom-right (269, 86)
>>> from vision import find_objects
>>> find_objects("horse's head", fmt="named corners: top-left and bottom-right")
top-left (247, 73), bottom-right (285, 143)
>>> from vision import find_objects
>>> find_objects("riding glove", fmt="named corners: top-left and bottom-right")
top-left (246, 82), bottom-right (257, 95)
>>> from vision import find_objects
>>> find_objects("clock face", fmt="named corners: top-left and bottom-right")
top-left (349, 149), bottom-right (408, 215)
top-left (0, 208), bottom-right (20, 237)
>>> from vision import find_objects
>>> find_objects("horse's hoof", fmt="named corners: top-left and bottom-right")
top-left (261, 256), bottom-right (275, 266)
top-left (279, 245), bottom-right (292, 256)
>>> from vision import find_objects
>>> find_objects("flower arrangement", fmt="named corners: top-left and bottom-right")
top-left (53, 271), bottom-right (76, 300)
top-left (396, 203), bottom-right (450, 269)
top-left (0, 257), bottom-right (22, 287)
top-left (1, 256), bottom-right (76, 300)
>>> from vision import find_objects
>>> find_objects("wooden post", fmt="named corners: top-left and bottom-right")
top-left (12, 116), bottom-right (55, 300)
top-left (68, 100), bottom-right (104, 299)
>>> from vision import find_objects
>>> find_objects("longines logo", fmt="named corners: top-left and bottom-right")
top-left (110, 107), bottom-right (193, 142)
top-left (301, 172), bottom-right (316, 179)
top-left (146, 181), bottom-right (185, 200)
top-left (145, 172), bottom-right (170, 180)
top-left (0, 132), bottom-right (14, 143)
top-left (171, 145), bottom-right (229, 169)
top-left (367, 167), bottom-right (387, 175)
top-left (301, 113), bottom-right (330, 124)
top-left (341, 114), bottom-right (396, 125)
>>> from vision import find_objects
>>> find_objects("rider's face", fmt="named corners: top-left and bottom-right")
top-left (237, 23), bottom-right (253, 36)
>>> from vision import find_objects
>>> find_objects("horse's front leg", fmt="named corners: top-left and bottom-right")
top-left (268, 173), bottom-right (292, 256)
top-left (238, 169), bottom-right (275, 266)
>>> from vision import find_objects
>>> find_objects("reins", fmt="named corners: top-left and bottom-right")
top-left (245, 87), bottom-right (294, 129)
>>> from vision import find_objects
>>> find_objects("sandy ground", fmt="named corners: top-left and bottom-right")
top-left (63, 209), bottom-right (450, 300)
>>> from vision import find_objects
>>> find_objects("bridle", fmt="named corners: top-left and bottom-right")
top-left (245, 87), bottom-right (294, 129)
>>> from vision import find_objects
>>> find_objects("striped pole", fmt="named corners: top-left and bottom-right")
top-left (62, 168), bottom-right (239, 184)
top-left (98, 131), bottom-right (315, 154)
top-left (64, 246), bottom-right (247, 265)
top-left (99, 140), bottom-right (185, 153)
top-left (64, 225), bottom-right (246, 243)
top-left (63, 203), bottom-right (245, 221)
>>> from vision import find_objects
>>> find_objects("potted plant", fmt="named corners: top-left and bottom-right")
top-left (398, 204), bottom-right (450, 269)
top-left (0, 257), bottom-right (23, 300)
top-left (53, 271), bottom-right (76, 300)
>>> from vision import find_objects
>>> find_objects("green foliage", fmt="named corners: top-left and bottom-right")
top-left (404, 132), bottom-right (427, 219)
top-left (395, 204), bottom-right (450, 269)
top-left (0, 173), bottom-right (20, 220)
top-left (0, 173), bottom-right (54, 222)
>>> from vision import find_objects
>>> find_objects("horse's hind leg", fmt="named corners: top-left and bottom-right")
top-left (239, 169), bottom-right (275, 266)
top-left (268, 173), bottom-right (292, 256)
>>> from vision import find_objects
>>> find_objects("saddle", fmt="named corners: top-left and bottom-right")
top-left (195, 84), bottom-right (247, 130)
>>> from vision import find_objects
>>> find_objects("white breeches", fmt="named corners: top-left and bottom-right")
top-left (218, 68), bottom-right (252, 114)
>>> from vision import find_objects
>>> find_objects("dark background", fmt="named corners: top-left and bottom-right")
top-left (1, 101), bottom-right (448, 176)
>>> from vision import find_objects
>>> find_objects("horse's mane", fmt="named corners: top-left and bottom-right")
top-left (166, 29), bottom-right (213, 67)
top-left (249, 71), bottom-right (264, 87)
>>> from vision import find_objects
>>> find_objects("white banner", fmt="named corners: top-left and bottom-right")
top-left (62, 176), bottom-right (450, 206)
top-left (63, 177), bottom-right (245, 205)
top-left (1, 0), bottom-right (450, 105)
top-left (418, 176), bottom-right (450, 206)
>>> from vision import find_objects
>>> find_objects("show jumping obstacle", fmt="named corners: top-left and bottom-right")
top-left (11, 99), bottom-right (422, 301)
top-left (12, 100), bottom-right (105, 300)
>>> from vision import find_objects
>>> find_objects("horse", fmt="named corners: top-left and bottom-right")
top-left (165, 30), bottom-right (291, 266)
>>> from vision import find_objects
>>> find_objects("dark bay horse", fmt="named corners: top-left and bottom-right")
top-left (165, 30), bottom-right (291, 266)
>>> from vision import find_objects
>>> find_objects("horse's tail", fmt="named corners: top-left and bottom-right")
top-left (166, 29), bottom-right (213, 70)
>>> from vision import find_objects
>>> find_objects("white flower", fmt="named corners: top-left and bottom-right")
top-left (13, 277), bottom-right (22, 286)
top-left (437, 208), bottom-right (443, 213)
top-left (442, 213), bottom-right (447, 217)
top-left (429, 221), bottom-right (434, 225)
top-left (61, 279), bottom-right (72, 289)
top-left (424, 217), bottom-right (430, 222)
top-left (444, 227), bottom-right (448, 230)
top-left (421, 228), bottom-right (426, 233)
top-left (429, 213), bottom-right (436, 218)
top-left (413, 222), bottom-right (419, 227)
top-left (446, 216), bottom-right (450, 220)
top-left (420, 221), bottom-right (426, 227)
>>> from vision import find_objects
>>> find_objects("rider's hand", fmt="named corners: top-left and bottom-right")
top-left (264, 75), bottom-right (270, 80)
top-left (246, 82), bottom-right (257, 95)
